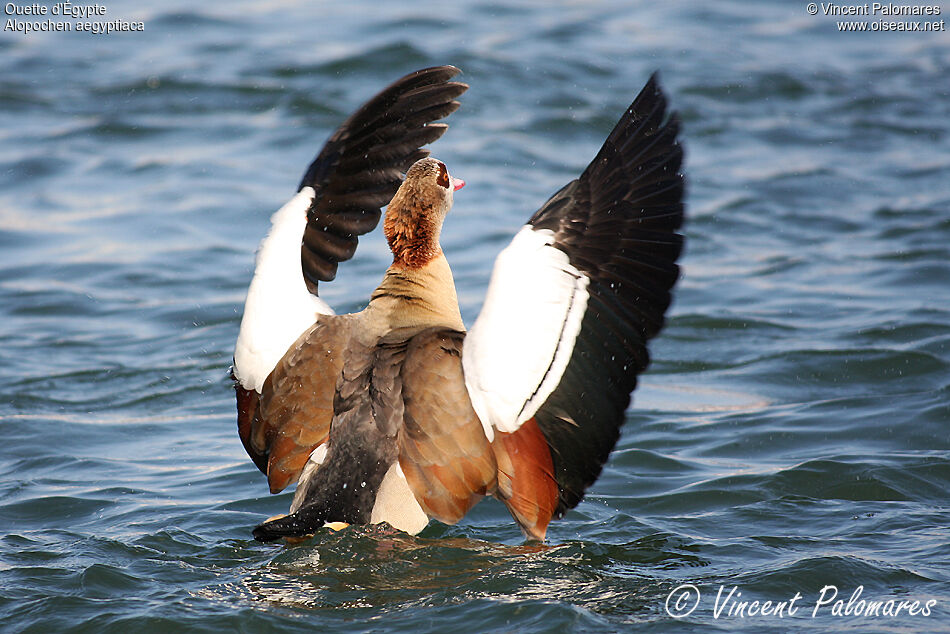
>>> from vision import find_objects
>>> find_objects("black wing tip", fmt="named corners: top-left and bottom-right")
top-left (396, 67), bottom-right (469, 101)
top-left (616, 73), bottom-right (679, 146)
top-left (387, 66), bottom-right (469, 101)
top-left (640, 70), bottom-right (666, 107)
top-left (409, 64), bottom-right (463, 80)
top-left (297, 65), bottom-right (467, 192)
top-left (522, 72), bottom-right (686, 518)
top-left (530, 71), bottom-right (685, 231)
top-left (606, 71), bottom-right (678, 143)
top-left (352, 65), bottom-right (465, 106)
top-left (296, 65), bottom-right (467, 294)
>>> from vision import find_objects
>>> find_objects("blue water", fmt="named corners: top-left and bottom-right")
top-left (2, 1), bottom-right (949, 631)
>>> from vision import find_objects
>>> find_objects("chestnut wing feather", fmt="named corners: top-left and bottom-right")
top-left (399, 328), bottom-right (497, 524)
top-left (242, 317), bottom-right (352, 493)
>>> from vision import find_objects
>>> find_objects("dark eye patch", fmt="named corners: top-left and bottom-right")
top-left (436, 162), bottom-right (450, 188)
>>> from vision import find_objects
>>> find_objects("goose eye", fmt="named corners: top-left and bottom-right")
top-left (436, 162), bottom-right (450, 189)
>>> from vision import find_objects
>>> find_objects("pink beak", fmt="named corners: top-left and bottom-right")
top-left (452, 177), bottom-right (465, 191)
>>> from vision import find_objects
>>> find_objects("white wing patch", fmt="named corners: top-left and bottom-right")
top-left (234, 187), bottom-right (334, 392)
top-left (462, 226), bottom-right (589, 441)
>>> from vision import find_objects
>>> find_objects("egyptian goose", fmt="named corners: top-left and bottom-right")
top-left (232, 66), bottom-right (685, 542)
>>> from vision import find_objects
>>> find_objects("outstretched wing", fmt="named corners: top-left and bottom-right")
top-left (234, 67), bottom-right (468, 486)
top-left (462, 74), bottom-right (685, 538)
top-left (300, 65), bottom-right (468, 291)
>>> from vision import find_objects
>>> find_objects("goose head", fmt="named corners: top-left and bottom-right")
top-left (384, 157), bottom-right (464, 268)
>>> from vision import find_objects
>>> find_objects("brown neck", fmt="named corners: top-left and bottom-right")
top-left (383, 190), bottom-right (444, 269)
